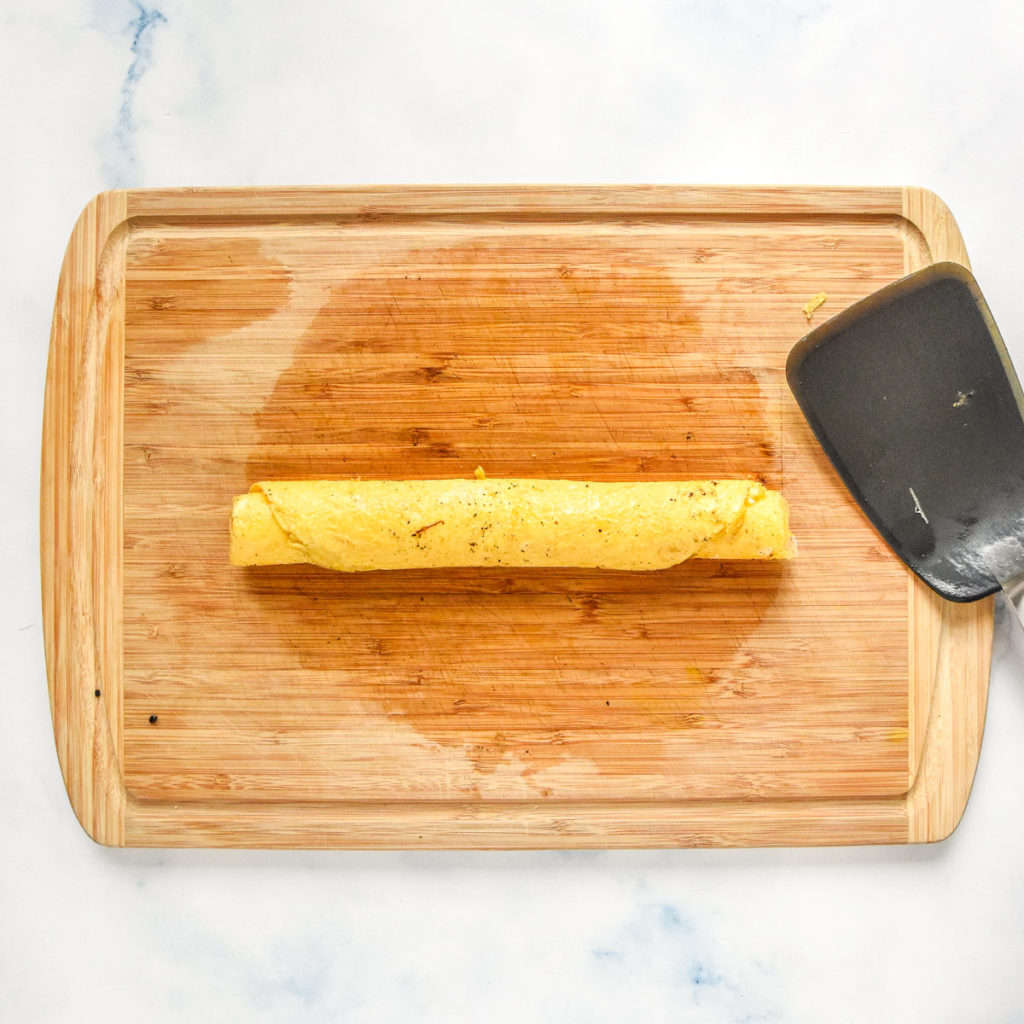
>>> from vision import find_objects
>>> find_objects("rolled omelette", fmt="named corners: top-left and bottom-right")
top-left (230, 478), bottom-right (793, 572)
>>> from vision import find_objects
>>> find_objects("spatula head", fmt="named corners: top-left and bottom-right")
top-left (786, 262), bottom-right (1024, 602)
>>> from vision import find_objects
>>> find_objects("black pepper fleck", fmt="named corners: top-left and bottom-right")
top-left (148, 714), bottom-right (158, 724)
top-left (94, 689), bottom-right (101, 697)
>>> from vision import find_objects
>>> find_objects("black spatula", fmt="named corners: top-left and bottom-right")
top-left (786, 262), bottom-right (1024, 626)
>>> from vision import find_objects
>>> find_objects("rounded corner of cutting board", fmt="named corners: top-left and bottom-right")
top-left (66, 777), bottom-right (127, 848)
top-left (905, 588), bottom-right (993, 844)
top-left (63, 190), bottom-right (132, 262)
top-left (899, 186), bottom-right (971, 270)
top-left (45, 688), bottom-right (128, 848)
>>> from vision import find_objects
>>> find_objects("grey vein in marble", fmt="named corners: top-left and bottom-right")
top-left (592, 902), bottom-right (773, 1022)
top-left (104, 0), bottom-right (167, 186)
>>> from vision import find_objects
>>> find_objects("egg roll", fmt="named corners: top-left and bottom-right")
top-left (229, 478), bottom-right (793, 572)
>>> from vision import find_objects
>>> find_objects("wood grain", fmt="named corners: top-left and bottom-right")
top-left (41, 189), bottom-right (128, 845)
top-left (41, 185), bottom-right (992, 847)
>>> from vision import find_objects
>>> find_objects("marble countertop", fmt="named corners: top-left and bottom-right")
top-left (4, 1), bottom-right (1024, 1020)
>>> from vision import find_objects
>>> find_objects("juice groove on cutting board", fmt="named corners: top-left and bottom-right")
top-left (41, 186), bottom-right (991, 848)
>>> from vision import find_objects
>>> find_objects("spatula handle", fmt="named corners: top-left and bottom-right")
top-left (999, 571), bottom-right (1024, 634)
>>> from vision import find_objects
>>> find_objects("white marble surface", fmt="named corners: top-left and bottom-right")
top-left (4, 1), bottom-right (1024, 1020)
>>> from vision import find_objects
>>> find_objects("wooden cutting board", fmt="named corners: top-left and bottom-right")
top-left (41, 185), bottom-right (992, 848)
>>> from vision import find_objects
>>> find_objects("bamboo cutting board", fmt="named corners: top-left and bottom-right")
top-left (41, 186), bottom-right (992, 848)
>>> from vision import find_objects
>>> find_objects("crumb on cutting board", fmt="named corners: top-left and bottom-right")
top-left (803, 292), bottom-right (827, 320)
